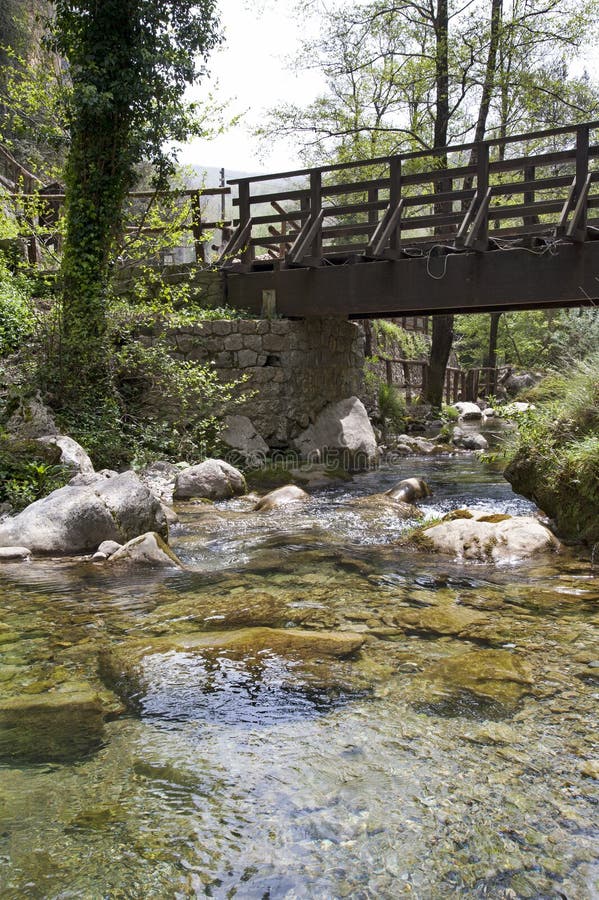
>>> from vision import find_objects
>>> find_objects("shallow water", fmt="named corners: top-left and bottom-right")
top-left (0, 455), bottom-right (597, 899)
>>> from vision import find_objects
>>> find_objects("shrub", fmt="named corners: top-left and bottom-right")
top-left (377, 382), bottom-right (407, 431)
top-left (504, 353), bottom-right (599, 543)
top-left (0, 256), bottom-right (35, 357)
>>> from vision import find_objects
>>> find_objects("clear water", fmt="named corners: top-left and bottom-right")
top-left (0, 455), bottom-right (597, 899)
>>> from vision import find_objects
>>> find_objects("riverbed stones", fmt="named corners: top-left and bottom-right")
top-left (253, 484), bottom-right (310, 511)
top-left (452, 427), bottom-right (489, 451)
top-left (417, 510), bottom-right (561, 562)
top-left (0, 470), bottom-right (167, 554)
top-left (108, 532), bottom-right (183, 568)
top-left (293, 396), bottom-right (378, 468)
top-left (173, 458), bottom-right (246, 500)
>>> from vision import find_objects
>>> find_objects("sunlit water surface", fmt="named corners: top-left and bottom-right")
top-left (0, 453), bottom-right (597, 899)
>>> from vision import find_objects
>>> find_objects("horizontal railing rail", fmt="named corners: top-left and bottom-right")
top-left (217, 121), bottom-right (599, 270)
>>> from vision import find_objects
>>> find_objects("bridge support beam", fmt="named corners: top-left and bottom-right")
top-left (225, 241), bottom-right (599, 318)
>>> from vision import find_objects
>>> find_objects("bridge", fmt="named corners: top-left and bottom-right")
top-left (219, 122), bottom-right (599, 319)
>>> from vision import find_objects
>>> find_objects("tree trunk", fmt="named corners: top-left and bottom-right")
top-left (425, 0), bottom-right (453, 408)
top-left (426, 315), bottom-right (454, 407)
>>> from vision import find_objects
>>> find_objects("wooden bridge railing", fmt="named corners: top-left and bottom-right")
top-left (219, 120), bottom-right (599, 270)
top-left (1, 181), bottom-right (231, 266)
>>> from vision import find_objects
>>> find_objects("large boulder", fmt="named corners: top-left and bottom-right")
top-left (293, 397), bottom-right (378, 468)
top-left (220, 415), bottom-right (269, 462)
top-left (173, 458), bottom-right (246, 501)
top-left (253, 484), bottom-right (310, 511)
top-left (37, 435), bottom-right (94, 474)
top-left (108, 532), bottom-right (183, 568)
top-left (0, 470), bottom-right (167, 554)
top-left (418, 510), bottom-right (560, 562)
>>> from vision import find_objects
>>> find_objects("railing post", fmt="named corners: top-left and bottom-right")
top-left (523, 165), bottom-right (538, 229)
top-left (389, 157), bottom-right (402, 252)
top-left (310, 170), bottom-right (322, 259)
top-left (573, 123), bottom-right (590, 239)
top-left (191, 190), bottom-right (205, 264)
top-left (238, 180), bottom-right (253, 266)
top-left (476, 141), bottom-right (489, 248)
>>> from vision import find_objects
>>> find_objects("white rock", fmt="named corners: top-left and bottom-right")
top-left (423, 512), bottom-right (560, 563)
top-left (0, 471), bottom-right (167, 554)
top-left (91, 552), bottom-right (108, 562)
top-left (220, 415), bottom-right (269, 460)
top-left (173, 458), bottom-right (246, 501)
top-left (0, 546), bottom-right (31, 561)
top-left (293, 397), bottom-right (377, 467)
top-left (97, 540), bottom-right (122, 557)
top-left (37, 435), bottom-right (94, 474)
top-left (483, 408), bottom-right (495, 417)
top-left (453, 402), bottom-right (483, 420)
top-left (108, 532), bottom-right (183, 567)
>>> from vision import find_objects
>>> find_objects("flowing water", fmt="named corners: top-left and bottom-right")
top-left (0, 453), bottom-right (597, 899)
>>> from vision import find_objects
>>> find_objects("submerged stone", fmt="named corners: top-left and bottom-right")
top-left (0, 683), bottom-right (106, 763)
top-left (413, 648), bottom-right (534, 715)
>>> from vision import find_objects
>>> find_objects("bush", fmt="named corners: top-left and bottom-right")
top-left (504, 353), bottom-right (599, 543)
top-left (0, 435), bottom-right (71, 512)
top-left (0, 256), bottom-right (36, 357)
top-left (377, 382), bottom-right (406, 431)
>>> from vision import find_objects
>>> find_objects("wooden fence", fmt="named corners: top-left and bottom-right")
top-left (383, 358), bottom-right (508, 403)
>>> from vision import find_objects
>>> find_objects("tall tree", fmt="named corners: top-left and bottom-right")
top-left (50, 0), bottom-right (221, 398)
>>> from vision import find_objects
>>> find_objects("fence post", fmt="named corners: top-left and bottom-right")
top-left (238, 180), bottom-right (253, 266)
top-left (310, 170), bottom-right (322, 259)
top-left (389, 157), bottom-right (402, 252)
top-left (191, 190), bottom-right (205, 264)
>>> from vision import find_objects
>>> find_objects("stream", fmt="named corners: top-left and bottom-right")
top-left (0, 453), bottom-right (597, 899)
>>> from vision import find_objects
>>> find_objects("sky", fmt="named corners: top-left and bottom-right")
top-left (176, 0), bottom-right (326, 176)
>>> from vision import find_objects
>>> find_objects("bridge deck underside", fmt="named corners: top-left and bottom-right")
top-left (225, 239), bottom-right (599, 318)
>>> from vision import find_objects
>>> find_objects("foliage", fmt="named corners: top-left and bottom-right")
top-left (49, 0), bottom-right (221, 403)
top-left (0, 255), bottom-right (35, 356)
top-left (371, 319), bottom-right (428, 359)
top-left (259, 0), bottom-right (598, 164)
top-left (504, 353), bottom-right (599, 542)
top-left (454, 309), bottom-right (599, 370)
top-left (0, 47), bottom-right (68, 178)
top-left (0, 434), bottom-right (70, 512)
top-left (377, 382), bottom-right (407, 431)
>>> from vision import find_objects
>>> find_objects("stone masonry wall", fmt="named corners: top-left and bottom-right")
top-left (137, 317), bottom-right (364, 446)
